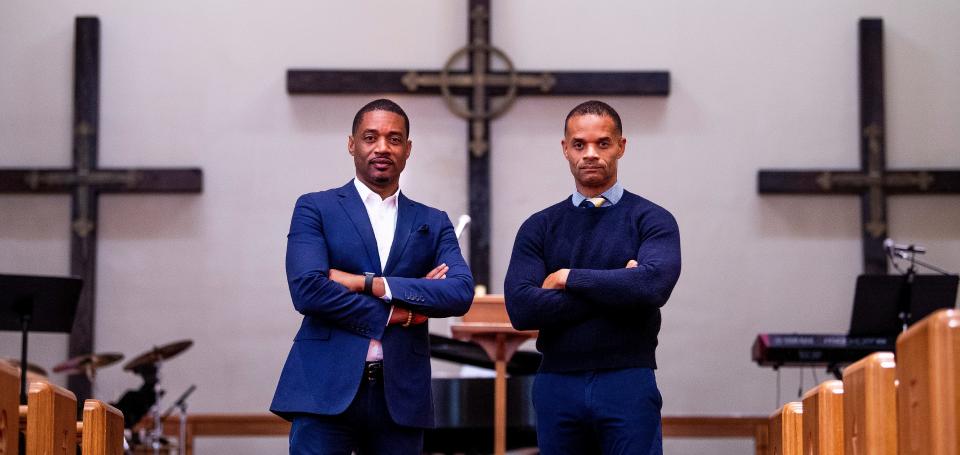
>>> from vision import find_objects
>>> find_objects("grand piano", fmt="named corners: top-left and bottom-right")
top-left (426, 334), bottom-right (540, 453)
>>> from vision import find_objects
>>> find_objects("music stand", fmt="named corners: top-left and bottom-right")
top-left (906, 275), bottom-right (959, 324)
top-left (0, 274), bottom-right (82, 404)
top-left (847, 274), bottom-right (958, 338)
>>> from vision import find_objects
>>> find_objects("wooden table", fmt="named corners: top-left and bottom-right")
top-left (450, 322), bottom-right (537, 455)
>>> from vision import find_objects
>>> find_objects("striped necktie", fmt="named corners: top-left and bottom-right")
top-left (580, 196), bottom-right (606, 208)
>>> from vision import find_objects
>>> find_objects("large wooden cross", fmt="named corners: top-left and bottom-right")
top-left (0, 17), bottom-right (203, 400)
top-left (286, 0), bottom-right (670, 288)
top-left (758, 18), bottom-right (960, 275)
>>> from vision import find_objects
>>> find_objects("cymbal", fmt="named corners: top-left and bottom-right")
top-left (3, 358), bottom-right (48, 377)
top-left (124, 340), bottom-right (193, 371)
top-left (53, 352), bottom-right (124, 376)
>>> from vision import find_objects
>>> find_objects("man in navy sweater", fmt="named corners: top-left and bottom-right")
top-left (504, 100), bottom-right (681, 454)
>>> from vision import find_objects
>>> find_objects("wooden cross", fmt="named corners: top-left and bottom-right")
top-left (0, 17), bottom-right (203, 401)
top-left (758, 18), bottom-right (960, 275)
top-left (286, 0), bottom-right (670, 288)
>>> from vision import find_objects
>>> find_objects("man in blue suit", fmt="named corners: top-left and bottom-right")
top-left (271, 99), bottom-right (475, 454)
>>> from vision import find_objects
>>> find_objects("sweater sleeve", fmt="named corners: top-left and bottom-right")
top-left (564, 207), bottom-right (681, 311)
top-left (504, 215), bottom-right (595, 330)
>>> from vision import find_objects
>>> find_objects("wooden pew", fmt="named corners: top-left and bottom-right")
top-left (896, 308), bottom-right (959, 455)
top-left (768, 401), bottom-right (802, 455)
top-left (26, 381), bottom-right (77, 454)
top-left (20, 382), bottom-right (124, 455)
top-left (801, 380), bottom-right (844, 455)
top-left (1, 360), bottom-right (19, 455)
top-left (80, 400), bottom-right (124, 455)
top-left (842, 351), bottom-right (897, 455)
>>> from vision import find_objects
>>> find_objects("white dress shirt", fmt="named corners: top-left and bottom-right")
top-left (353, 178), bottom-right (397, 361)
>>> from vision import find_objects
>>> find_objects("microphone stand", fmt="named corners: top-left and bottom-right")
top-left (886, 239), bottom-right (955, 332)
top-left (895, 257), bottom-right (916, 333)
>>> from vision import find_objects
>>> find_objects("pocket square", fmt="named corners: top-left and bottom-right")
top-left (415, 224), bottom-right (430, 234)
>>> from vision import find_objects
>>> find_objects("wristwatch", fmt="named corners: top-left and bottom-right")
top-left (363, 272), bottom-right (375, 295)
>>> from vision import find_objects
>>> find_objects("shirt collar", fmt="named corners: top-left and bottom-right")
top-left (353, 178), bottom-right (400, 206)
top-left (571, 181), bottom-right (623, 207)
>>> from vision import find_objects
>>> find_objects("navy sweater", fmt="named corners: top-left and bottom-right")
top-left (504, 190), bottom-right (681, 372)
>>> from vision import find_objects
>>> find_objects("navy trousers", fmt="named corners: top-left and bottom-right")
top-left (288, 368), bottom-right (423, 455)
top-left (532, 367), bottom-right (663, 455)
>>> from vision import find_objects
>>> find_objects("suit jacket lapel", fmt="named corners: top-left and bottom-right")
top-left (383, 193), bottom-right (420, 276)
top-left (336, 181), bottom-right (382, 274)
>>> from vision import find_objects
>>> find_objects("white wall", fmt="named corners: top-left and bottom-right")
top-left (1, 1), bottom-right (958, 453)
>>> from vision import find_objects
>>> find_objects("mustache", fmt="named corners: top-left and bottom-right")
top-left (369, 157), bottom-right (395, 165)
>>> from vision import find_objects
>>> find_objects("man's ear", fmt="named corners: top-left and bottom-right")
top-left (617, 137), bottom-right (626, 159)
top-left (561, 139), bottom-right (569, 159)
top-left (347, 135), bottom-right (356, 156)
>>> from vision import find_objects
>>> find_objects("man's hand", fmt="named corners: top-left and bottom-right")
top-left (541, 261), bottom-right (637, 290)
top-left (388, 307), bottom-right (429, 326)
top-left (328, 268), bottom-right (363, 292)
top-left (327, 269), bottom-right (387, 298)
top-left (542, 269), bottom-right (570, 289)
top-left (425, 263), bottom-right (448, 280)
top-left (387, 263), bottom-right (447, 326)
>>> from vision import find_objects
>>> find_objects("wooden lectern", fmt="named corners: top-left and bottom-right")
top-left (896, 309), bottom-right (960, 455)
top-left (450, 294), bottom-right (537, 455)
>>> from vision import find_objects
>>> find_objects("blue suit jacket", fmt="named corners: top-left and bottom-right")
top-left (270, 181), bottom-right (474, 428)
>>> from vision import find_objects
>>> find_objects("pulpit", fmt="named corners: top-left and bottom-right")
top-left (450, 294), bottom-right (537, 455)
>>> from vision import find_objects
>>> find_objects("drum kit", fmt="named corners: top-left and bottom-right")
top-left (5, 339), bottom-right (196, 455)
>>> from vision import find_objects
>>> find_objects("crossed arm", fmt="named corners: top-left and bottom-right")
top-left (327, 264), bottom-right (449, 326)
top-left (286, 195), bottom-right (473, 339)
top-left (504, 214), bottom-right (681, 331)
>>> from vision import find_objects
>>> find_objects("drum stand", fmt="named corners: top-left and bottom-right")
top-left (145, 359), bottom-right (166, 455)
top-left (162, 385), bottom-right (196, 455)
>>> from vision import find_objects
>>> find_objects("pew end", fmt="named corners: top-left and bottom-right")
top-left (896, 308), bottom-right (959, 455)
top-left (82, 399), bottom-right (125, 455)
top-left (801, 380), bottom-right (844, 455)
top-left (26, 381), bottom-right (78, 454)
top-left (769, 401), bottom-right (802, 455)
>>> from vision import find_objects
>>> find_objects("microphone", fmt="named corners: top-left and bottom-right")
top-left (884, 238), bottom-right (926, 255)
top-left (454, 214), bottom-right (471, 240)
